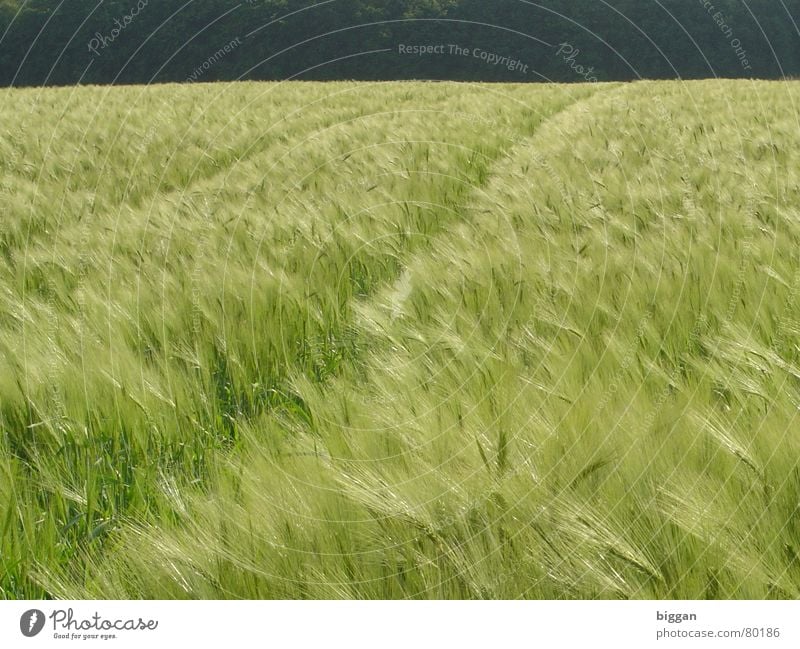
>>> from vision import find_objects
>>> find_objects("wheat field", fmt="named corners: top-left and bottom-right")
top-left (2, 80), bottom-right (800, 599)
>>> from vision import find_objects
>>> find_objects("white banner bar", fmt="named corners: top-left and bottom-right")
top-left (1, 600), bottom-right (798, 648)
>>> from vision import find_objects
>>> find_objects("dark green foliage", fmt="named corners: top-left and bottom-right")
top-left (0, 0), bottom-right (797, 86)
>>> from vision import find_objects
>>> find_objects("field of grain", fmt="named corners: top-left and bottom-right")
top-left (2, 80), bottom-right (800, 599)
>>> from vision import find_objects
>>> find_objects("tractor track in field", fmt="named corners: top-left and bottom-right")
top-left (259, 85), bottom-right (614, 415)
top-left (345, 83), bottom-right (616, 351)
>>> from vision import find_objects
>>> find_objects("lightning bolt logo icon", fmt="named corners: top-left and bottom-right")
top-left (20, 609), bottom-right (45, 637)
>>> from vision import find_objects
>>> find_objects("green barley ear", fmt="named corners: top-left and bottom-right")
top-left (4, 80), bottom-right (800, 600)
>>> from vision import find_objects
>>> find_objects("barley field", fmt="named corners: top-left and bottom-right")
top-left (2, 80), bottom-right (800, 599)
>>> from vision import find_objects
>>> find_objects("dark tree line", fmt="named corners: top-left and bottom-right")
top-left (0, 0), bottom-right (797, 86)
